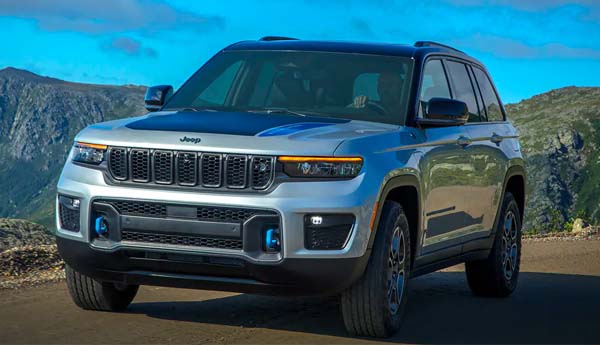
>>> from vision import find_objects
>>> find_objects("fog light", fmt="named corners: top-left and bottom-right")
top-left (58, 195), bottom-right (81, 232)
top-left (310, 215), bottom-right (323, 225)
top-left (304, 214), bottom-right (355, 250)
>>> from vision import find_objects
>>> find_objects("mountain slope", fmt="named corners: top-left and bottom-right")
top-left (507, 87), bottom-right (600, 231)
top-left (0, 67), bottom-right (146, 226)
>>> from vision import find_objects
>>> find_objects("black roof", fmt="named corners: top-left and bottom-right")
top-left (225, 38), bottom-right (482, 66)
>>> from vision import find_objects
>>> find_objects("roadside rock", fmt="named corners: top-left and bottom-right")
top-left (0, 245), bottom-right (63, 277)
top-left (0, 218), bottom-right (54, 251)
top-left (0, 218), bottom-right (63, 289)
top-left (572, 218), bottom-right (587, 234)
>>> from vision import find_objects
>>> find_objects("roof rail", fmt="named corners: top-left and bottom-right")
top-left (259, 36), bottom-right (299, 41)
top-left (414, 41), bottom-right (463, 53)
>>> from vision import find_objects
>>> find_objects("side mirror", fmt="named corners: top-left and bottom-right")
top-left (416, 97), bottom-right (469, 127)
top-left (144, 85), bottom-right (173, 112)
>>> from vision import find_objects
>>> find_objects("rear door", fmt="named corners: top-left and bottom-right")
top-left (461, 64), bottom-right (511, 245)
top-left (439, 60), bottom-right (489, 243)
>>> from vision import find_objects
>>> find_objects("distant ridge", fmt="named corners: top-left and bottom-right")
top-left (0, 67), bottom-right (64, 84)
top-left (0, 68), bottom-right (147, 226)
top-left (0, 67), bottom-right (146, 89)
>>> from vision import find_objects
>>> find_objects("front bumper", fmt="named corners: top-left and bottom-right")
top-left (56, 161), bottom-right (379, 293)
top-left (57, 235), bottom-right (369, 295)
top-left (56, 161), bottom-right (377, 260)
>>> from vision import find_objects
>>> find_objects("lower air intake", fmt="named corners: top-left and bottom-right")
top-left (121, 231), bottom-right (243, 250)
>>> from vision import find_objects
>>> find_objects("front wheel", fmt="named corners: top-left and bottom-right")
top-left (465, 192), bottom-right (522, 297)
top-left (341, 201), bottom-right (411, 338)
top-left (65, 265), bottom-right (139, 311)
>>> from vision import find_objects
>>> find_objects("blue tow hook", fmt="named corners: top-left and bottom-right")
top-left (95, 216), bottom-right (108, 236)
top-left (265, 228), bottom-right (280, 251)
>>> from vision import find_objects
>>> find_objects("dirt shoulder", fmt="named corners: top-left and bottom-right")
top-left (1, 236), bottom-right (600, 344)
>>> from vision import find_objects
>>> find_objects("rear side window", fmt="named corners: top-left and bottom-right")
top-left (473, 67), bottom-right (504, 122)
top-left (445, 60), bottom-right (481, 122)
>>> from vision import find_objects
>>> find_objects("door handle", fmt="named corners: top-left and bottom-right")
top-left (491, 133), bottom-right (503, 144)
top-left (457, 136), bottom-right (472, 147)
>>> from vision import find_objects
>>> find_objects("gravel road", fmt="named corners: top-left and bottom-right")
top-left (1, 239), bottom-right (599, 344)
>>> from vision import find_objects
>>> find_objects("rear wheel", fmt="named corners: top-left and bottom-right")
top-left (465, 192), bottom-right (521, 297)
top-left (341, 201), bottom-right (411, 337)
top-left (65, 265), bottom-right (138, 311)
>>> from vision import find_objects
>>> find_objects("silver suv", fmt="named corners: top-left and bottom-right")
top-left (56, 37), bottom-right (525, 337)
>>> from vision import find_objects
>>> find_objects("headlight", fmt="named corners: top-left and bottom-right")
top-left (279, 156), bottom-right (363, 178)
top-left (71, 142), bottom-right (107, 165)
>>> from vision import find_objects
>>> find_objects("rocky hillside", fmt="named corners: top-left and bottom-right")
top-left (0, 67), bottom-right (146, 226)
top-left (507, 87), bottom-right (600, 231)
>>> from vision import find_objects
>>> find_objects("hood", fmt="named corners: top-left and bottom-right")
top-left (75, 110), bottom-right (398, 156)
top-left (125, 110), bottom-right (349, 136)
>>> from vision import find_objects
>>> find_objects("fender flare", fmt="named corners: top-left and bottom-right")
top-left (367, 174), bottom-right (423, 250)
top-left (491, 164), bottom-right (526, 235)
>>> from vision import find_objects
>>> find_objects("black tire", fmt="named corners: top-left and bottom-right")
top-left (341, 201), bottom-right (411, 338)
top-left (465, 192), bottom-right (522, 297)
top-left (65, 265), bottom-right (138, 311)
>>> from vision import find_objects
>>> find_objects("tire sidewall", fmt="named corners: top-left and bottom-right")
top-left (495, 193), bottom-right (522, 293)
top-left (373, 202), bottom-right (412, 333)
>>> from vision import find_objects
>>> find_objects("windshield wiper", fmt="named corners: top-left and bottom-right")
top-left (248, 107), bottom-right (307, 117)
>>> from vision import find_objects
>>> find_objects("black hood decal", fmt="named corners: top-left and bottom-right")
top-left (126, 111), bottom-right (349, 136)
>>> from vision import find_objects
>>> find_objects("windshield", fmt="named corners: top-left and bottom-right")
top-left (164, 50), bottom-right (413, 125)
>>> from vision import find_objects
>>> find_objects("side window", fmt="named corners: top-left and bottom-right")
top-left (419, 59), bottom-right (451, 117)
top-left (468, 65), bottom-right (488, 121)
top-left (445, 60), bottom-right (480, 122)
top-left (193, 60), bottom-right (242, 107)
top-left (473, 67), bottom-right (504, 122)
top-left (420, 60), bottom-right (450, 102)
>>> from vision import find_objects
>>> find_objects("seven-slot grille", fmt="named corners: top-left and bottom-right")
top-left (107, 147), bottom-right (275, 190)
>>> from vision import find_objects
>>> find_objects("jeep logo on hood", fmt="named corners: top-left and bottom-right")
top-left (180, 136), bottom-right (202, 144)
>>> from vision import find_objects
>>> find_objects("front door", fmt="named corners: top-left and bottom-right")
top-left (417, 58), bottom-right (474, 254)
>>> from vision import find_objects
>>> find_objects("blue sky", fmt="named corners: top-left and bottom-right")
top-left (0, 0), bottom-right (598, 103)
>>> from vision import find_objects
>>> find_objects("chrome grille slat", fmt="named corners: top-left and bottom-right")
top-left (251, 156), bottom-right (274, 190)
top-left (106, 147), bottom-right (273, 190)
top-left (201, 153), bottom-right (222, 187)
top-left (108, 147), bottom-right (128, 180)
top-left (176, 152), bottom-right (198, 186)
top-left (153, 150), bottom-right (174, 184)
top-left (225, 155), bottom-right (248, 188)
top-left (130, 149), bottom-right (150, 182)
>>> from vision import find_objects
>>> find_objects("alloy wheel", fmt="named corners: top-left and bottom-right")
top-left (387, 226), bottom-right (405, 315)
top-left (501, 211), bottom-right (518, 281)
